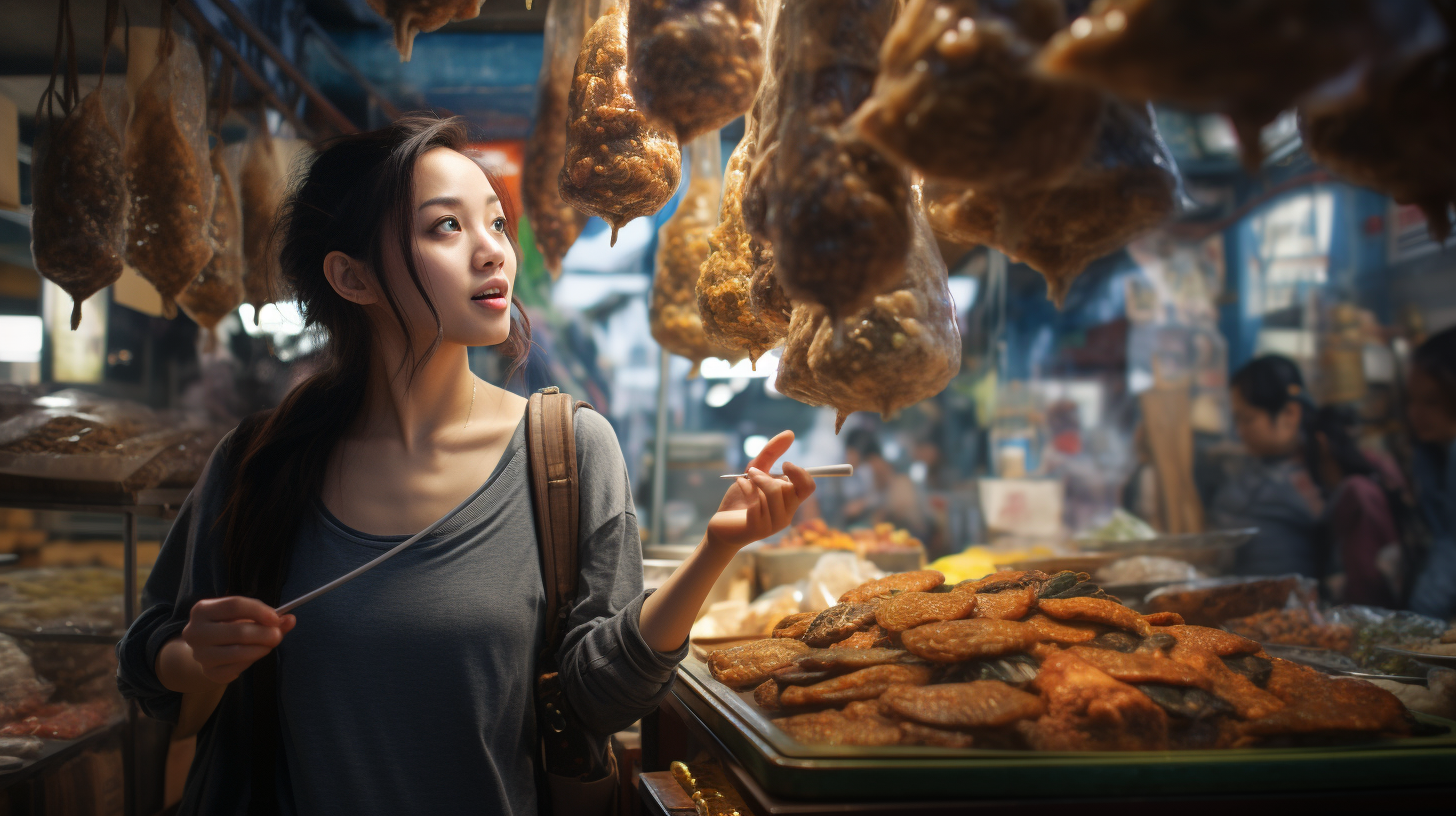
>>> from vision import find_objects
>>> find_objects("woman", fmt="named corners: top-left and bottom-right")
top-left (116, 117), bottom-right (815, 814)
top-left (1309, 405), bottom-right (1404, 607)
top-left (1407, 326), bottom-right (1456, 619)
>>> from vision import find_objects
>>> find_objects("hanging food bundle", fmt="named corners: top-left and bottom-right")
top-left (651, 132), bottom-right (744, 372)
top-left (626, 0), bottom-right (764, 142)
top-left (124, 30), bottom-right (215, 319)
top-left (1035, 0), bottom-right (1379, 169)
top-left (776, 189), bottom-right (962, 433)
top-left (739, 0), bottom-right (786, 246)
top-left (760, 0), bottom-right (911, 322)
top-left (29, 0), bottom-right (129, 331)
top-left (926, 100), bottom-right (1181, 306)
top-left (239, 130), bottom-right (308, 319)
top-left (365, 0), bottom-right (487, 61)
top-left (852, 0), bottom-right (1103, 190)
top-left (178, 145), bottom-right (245, 338)
top-left (524, 0), bottom-right (591, 278)
top-left (560, 2), bottom-right (682, 246)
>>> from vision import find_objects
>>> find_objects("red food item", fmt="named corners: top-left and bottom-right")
top-left (1, 699), bottom-right (116, 740)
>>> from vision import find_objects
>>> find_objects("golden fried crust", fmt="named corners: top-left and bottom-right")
top-left (754, 678), bottom-right (783, 711)
top-left (897, 721), bottom-right (977, 748)
top-left (1141, 612), bottom-right (1185, 627)
top-left (956, 571), bottom-right (1031, 592)
top-left (1023, 613), bottom-right (1102, 644)
top-left (1037, 597), bottom-right (1151, 636)
top-left (771, 612), bottom-right (815, 640)
top-left (799, 647), bottom-right (913, 672)
top-left (1029, 650), bottom-right (1169, 751)
top-left (1068, 647), bottom-right (1211, 689)
top-left (838, 626), bottom-right (893, 649)
top-left (1154, 625), bottom-right (1261, 657)
top-left (1240, 658), bottom-right (1408, 738)
top-left (779, 664), bottom-right (934, 708)
top-left (900, 619), bottom-right (1043, 663)
top-left (803, 601), bottom-right (881, 647)
top-left (970, 586), bottom-right (1037, 621)
top-left (877, 590), bottom-right (977, 632)
top-left (1167, 643), bottom-right (1284, 721)
top-left (773, 700), bottom-right (904, 746)
top-left (840, 570), bottom-right (947, 604)
top-left (881, 680), bottom-right (1045, 728)
top-left (708, 639), bottom-right (810, 689)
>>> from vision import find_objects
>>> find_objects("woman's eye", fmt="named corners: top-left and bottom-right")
top-left (492, 216), bottom-right (507, 233)
top-left (436, 217), bottom-right (461, 233)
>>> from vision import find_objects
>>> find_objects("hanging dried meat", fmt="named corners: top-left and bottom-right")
top-left (775, 189), bottom-right (962, 432)
top-left (651, 132), bottom-right (745, 372)
top-left (853, 0), bottom-right (1103, 189)
top-left (1036, 0), bottom-right (1380, 169)
top-left (525, 0), bottom-right (591, 278)
top-left (179, 145), bottom-right (245, 338)
top-left (760, 0), bottom-right (911, 322)
top-left (29, 0), bottom-right (129, 330)
top-left (559, 2), bottom-right (682, 246)
top-left (124, 22), bottom-right (215, 319)
top-left (739, 0), bottom-right (786, 244)
top-left (627, 0), bottom-right (764, 141)
top-left (925, 100), bottom-right (1180, 306)
top-left (366, 0), bottom-right (487, 61)
top-left (240, 128), bottom-right (308, 320)
top-left (1299, 3), bottom-right (1456, 242)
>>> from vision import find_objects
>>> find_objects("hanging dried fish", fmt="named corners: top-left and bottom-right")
top-left (627, 0), bottom-right (764, 141)
top-left (29, 0), bottom-right (129, 330)
top-left (560, 2), bottom-right (682, 245)
top-left (178, 146), bottom-right (245, 338)
top-left (239, 127), bottom-right (308, 320)
top-left (366, 0), bottom-right (487, 61)
top-left (524, 0), bottom-right (591, 277)
top-left (124, 17), bottom-right (215, 319)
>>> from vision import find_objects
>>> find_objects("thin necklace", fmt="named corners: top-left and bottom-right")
top-left (464, 380), bottom-right (476, 430)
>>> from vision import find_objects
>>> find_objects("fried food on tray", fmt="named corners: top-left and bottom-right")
top-left (970, 586), bottom-right (1037, 621)
top-left (803, 602), bottom-right (881, 647)
top-left (779, 664), bottom-right (934, 708)
top-left (901, 619), bottom-right (1043, 663)
top-left (1037, 597), bottom-right (1151, 637)
top-left (1022, 613), bottom-right (1102, 645)
top-left (1154, 625), bottom-right (1261, 657)
top-left (798, 647), bottom-right (913, 673)
top-left (897, 720), bottom-right (978, 748)
top-left (876, 591), bottom-right (977, 633)
top-left (1224, 608), bottom-right (1356, 653)
top-left (773, 700), bottom-right (903, 746)
top-left (1168, 643), bottom-right (1284, 721)
top-left (771, 612), bottom-right (815, 640)
top-left (881, 681), bottom-right (1045, 729)
top-left (1241, 658), bottom-right (1409, 740)
top-left (1068, 646), bottom-right (1211, 689)
top-left (1026, 650), bottom-right (1169, 751)
top-left (753, 677), bottom-right (783, 711)
top-left (840, 570), bottom-right (946, 604)
top-left (708, 638), bottom-right (809, 689)
top-left (838, 627), bottom-right (893, 650)
top-left (1141, 612), bottom-right (1185, 627)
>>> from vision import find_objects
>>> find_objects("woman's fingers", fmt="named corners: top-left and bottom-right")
top-left (747, 467), bottom-right (790, 528)
top-left (747, 430), bottom-right (795, 473)
top-left (193, 596), bottom-right (283, 628)
top-left (185, 618), bottom-right (286, 649)
top-left (195, 643), bottom-right (276, 668)
top-left (782, 461), bottom-right (817, 501)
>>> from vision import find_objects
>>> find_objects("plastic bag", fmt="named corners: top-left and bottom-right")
top-left (650, 131), bottom-right (745, 372)
top-left (1144, 573), bottom-right (1316, 628)
top-left (524, 0), bottom-right (591, 278)
top-left (0, 395), bottom-right (186, 483)
top-left (759, 0), bottom-right (910, 321)
top-left (29, 0), bottom-right (128, 330)
top-left (240, 128), bottom-right (308, 320)
top-left (803, 551), bottom-right (885, 612)
top-left (366, 0), bottom-right (486, 61)
top-left (559, 1), bottom-right (682, 246)
top-left (124, 20), bottom-right (215, 319)
top-left (627, 0), bottom-right (764, 141)
top-left (178, 144), bottom-right (245, 339)
top-left (0, 635), bottom-right (52, 723)
top-left (739, 0), bottom-right (785, 244)
top-left (853, 0), bottom-right (1102, 190)
top-left (775, 187), bottom-right (962, 432)
top-left (925, 100), bottom-right (1180, 306)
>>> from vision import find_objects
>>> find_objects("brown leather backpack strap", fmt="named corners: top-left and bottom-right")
top-left (527, 387), bottom-right (594, 656)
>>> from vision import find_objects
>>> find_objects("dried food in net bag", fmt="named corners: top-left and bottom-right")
top-left (240, 130), bottom-right (308, 319)
top-left (651, 132), bottom-right (745, 371)
top-left (925, 100), bottom-right (1179, 306)
top-left (761, 0), bottom-right (909, 321)
top-left (852, 0), bottom-right (1102, 189)
top-left (559, 3), bottom-right (682, 246)
top-left (696, 117), bottom-right (784, 363)
top-left (30, 0), bottom-right (129, 331)
top-left (525, 0), bottom-right (591, 278)
top-left (627, 0), bottom-right (764, 141)
top-left (125, 29), bottom-right (215, 319)
top-left (179, 144), bottom-right (245, 337)
top-left (1036, 0), bottom-right (1379, 169)
top-left (775, 191), bottom-right (962, 432)
top-left (739, 0), bottom-right (786, 244)
top-left (366, 0), bottom-right (486, 61)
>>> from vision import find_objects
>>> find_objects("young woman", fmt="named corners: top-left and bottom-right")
top-left (116, 116), bottom-right (816, 814)
top-left (1407, 326), bottom-right (1456, 618)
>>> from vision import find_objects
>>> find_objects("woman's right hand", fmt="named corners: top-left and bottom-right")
top-left (181, 597), bottom-right (297, 685)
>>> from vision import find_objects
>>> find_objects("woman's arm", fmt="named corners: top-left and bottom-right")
top-left (638, 431), bottom-right (815, 652)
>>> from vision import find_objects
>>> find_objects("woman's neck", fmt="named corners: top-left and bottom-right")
top-left (357, 338), bottom-right (478, 452)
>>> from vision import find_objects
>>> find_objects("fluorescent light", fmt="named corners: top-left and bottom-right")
top-left (700, 349), bottom-right (779, 379)
top-left (238, 302), bottom-right (306, 338)
top-left (0, 316), bottom-right (43, 362)
top-left (743, 434), bottom-right (768, 458)
top-left (705, 383), bottom-right (735, 408)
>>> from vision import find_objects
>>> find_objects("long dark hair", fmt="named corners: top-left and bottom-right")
top-left (1231, 354), bottom-right (1377, 482)
top-left (1413, 325), bottom-right (1456, 420)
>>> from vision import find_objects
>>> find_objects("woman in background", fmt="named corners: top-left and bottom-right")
top-left (1407, 327), bottom-right (1456, 619)
top-left (1310, 405), bottom-right (1404, 607)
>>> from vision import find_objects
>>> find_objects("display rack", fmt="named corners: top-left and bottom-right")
top-left (0, 484), bottom-right (190, 816)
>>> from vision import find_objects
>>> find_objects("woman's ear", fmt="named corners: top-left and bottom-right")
top-left (323, 251), bottom-right (379, 305)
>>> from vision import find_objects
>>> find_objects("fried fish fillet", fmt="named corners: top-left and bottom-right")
top-left (1154, 625), bottom-right (1261, 657)
top-left (708, 639), bottom-right (810, 689)
top-left (779, 664), bottom-right (934, 708)
top-left (1141, 612), bottom-right (1185, 627)
top-left (773, 700), bottom-right (903, 746)
top-left (840, 570), bottom-right (946, 604)
top-left (1167, 642), bottom-right (1283, 721)
top-left (771, 612), bottom-right (815, 640)
top-left (1027, 649), bottom-right (1169, 751)
top-left (881, 680), bottom-right (1045, 728)
top-left (838, 626), bottom-right (893, 649)
top-left (970, 585), bottom-right (1038, 621)
top-left (896, 720), bottom-right (977, 748)
top-left (754, 678), bottom-right (783, 711)
top-left (798, 647), bottom-right (914, 672)
top-left (877, 590), bottom-right (977, 632)
top-left (803, 602), bottom-right (881, 647)
top-left (1037, 597), bottom-right (1151, 636)
top-left (1023, 613), bottom-right (1103, 644)
top-left (1240, 658), bottom-right (1408, 739)
top-left (1069, 646), bottom-right (1211, 689)
top-left (900, 619), bottom-right (1042, 663)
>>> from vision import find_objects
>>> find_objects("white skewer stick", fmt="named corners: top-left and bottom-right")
top-left (718, 463), bottom-right (854, 480)
top-left (274, 487), bottom-right (481, 615)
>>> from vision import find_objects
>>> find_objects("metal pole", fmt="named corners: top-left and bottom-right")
top-left (174, 1), bottom-right (314, 138)
top-left (650, 348), bottom-right (670, 546)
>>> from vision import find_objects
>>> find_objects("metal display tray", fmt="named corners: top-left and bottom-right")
top-left (674, 657), bottom-right (1456, 802)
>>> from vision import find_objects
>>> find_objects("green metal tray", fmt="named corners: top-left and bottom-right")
top-left (674, 658), bottom-right (1456, 801)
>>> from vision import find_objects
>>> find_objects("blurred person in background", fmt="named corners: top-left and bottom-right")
top-left (841, 427), bottom-right (930, 542)
top-left (1407, 327), bottom-right (1456, 619)
top-left (1310, 404), bottom-right (1405, 608)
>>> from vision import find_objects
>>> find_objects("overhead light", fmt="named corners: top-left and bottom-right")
top-left (701, 348), bottom-right (779, 379)
top-left (743, 434), bottom-right (768, 458)
top-left (0, 316), bottom-right (43, 363)
top-left (238, 302), bottom-right (306, 337)
top-left (705, 383), bottom-right (735, 408)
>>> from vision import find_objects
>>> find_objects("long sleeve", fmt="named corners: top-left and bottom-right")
top-left (556, 409), bottom-right (688, 738)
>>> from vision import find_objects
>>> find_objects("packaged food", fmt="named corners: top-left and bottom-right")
top-left (0, 635), bottom-right (53, 724)
top-left (1224, 608), bottom-right (1356, 653)
top-left (178, 143), bottom-right (245, 340)
top-left (627, 0), bottom-right (764, 141)
top-left (1145, 575), bottom-right (1314, 628)
top-left (239, 130), bottom-right (308, 320)
top-left (365, 0), bottom-right (487, 61)
top-left (524, 0), bottom-right (591, 277)
top-left (124, 22), bottom-right (215, 318)
top-left (559, 2), bottom-right (682, 246)
top-left (0, 397), bottom-right (184, 483)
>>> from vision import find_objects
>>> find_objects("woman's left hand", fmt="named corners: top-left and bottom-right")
top-left (705, 430), bottom-right (816, 553)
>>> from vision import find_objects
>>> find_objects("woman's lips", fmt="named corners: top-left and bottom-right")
top-left (471, 293), bottom-right (510, 311)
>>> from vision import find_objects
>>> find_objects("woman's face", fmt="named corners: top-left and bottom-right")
top-left (1231, 389), bottom-right (1301, 458)
top-left (1407, 367), bottom-right (1456, 445)
top-left (373, 147), bottom-right (517, 349)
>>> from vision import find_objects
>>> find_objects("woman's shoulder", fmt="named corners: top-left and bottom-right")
top-left (573, 406), bottom-right (622, 462)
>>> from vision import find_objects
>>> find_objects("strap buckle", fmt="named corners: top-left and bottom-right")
top-left (536, 386), bottom-right (560, 395)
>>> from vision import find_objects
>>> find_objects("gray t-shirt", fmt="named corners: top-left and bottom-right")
top-left (117, 408), bottom-right (686, 815)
